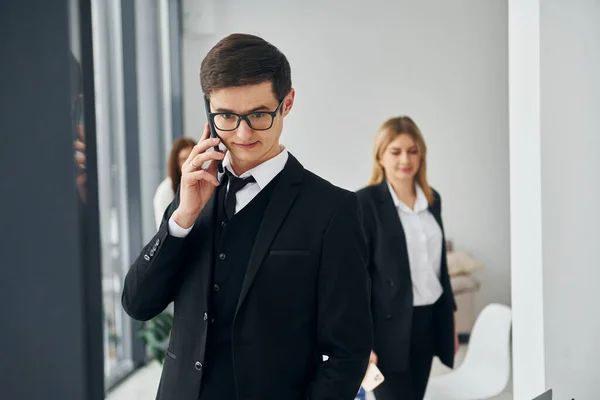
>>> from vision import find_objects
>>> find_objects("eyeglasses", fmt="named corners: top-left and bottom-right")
top-left (208, 97), bottom-right (285, 131)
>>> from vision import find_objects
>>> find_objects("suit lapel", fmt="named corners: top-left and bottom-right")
top-left (235, 154), bottom-right (303, 312)
top-left (375, 181), bottom-right (411, 270)
top-left (188, 189), bottom-right (218, 298)
top-left (428, 199), bottom-right (443, 230)
top-left (428, 196), bottom-right (450, 282)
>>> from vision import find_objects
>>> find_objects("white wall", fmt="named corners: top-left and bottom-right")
top-left (540, 1), bottom-right (600, 399)
top-left (182, 0), bottom-right (510, 314)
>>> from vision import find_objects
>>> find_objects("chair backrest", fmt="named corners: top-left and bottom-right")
top-left (532, 389), bottom-right (552, 400)
top-left (458, 303), bottom-right (512, 388)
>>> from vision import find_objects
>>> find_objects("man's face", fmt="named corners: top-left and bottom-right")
top-left (208, 81), bottom-right (294, 173)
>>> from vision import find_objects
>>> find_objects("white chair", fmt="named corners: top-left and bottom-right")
top-left (424, 303), bottom-right (512, 400)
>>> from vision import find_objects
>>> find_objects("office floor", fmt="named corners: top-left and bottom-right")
top-left (106, 346), bottom-right (513, 400)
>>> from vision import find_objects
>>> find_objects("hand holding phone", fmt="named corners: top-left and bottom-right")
top-left (172, 123), bottom-right (225, 228)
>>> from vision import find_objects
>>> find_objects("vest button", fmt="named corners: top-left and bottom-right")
top-left (213, 284), bottom-right (220, 292)
top-left (194, 361), bottom-right (203, 371)
top-left (219, 253), bottom-right (226, 261)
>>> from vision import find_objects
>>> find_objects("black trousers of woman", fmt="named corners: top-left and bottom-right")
top-left (373, 304), bottom-right (435, 400)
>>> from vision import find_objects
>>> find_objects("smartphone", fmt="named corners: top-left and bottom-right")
top-left (203, 95), bottom-right (224, 173)
top-left (361, 363), bottom-right (385, 392)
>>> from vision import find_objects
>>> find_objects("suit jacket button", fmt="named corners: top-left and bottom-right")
top-left (144, 254), bottom-right (150, 261)
top-left (195, 361), bottom-right (203, 371)
top-left (213, 284), bottom-right (220, 292)
top-left (203, 312), bottom-right (208, 321)
top-left (389, 280), bottom-right (395, 286)
top-left (218, 253), bottom-right (226, 261)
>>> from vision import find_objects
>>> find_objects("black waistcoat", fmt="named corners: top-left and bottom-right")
top-left (199, 175), bottom-right (278, 400)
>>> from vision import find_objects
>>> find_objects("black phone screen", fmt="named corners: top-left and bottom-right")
top-left (203, 96), bottom-right (224, 173)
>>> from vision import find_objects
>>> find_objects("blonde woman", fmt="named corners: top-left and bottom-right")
top-left (356, 116), bottom-right (458, 400)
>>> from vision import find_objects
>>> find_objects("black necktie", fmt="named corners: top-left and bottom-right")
top-left (224, 169), bottom-right (256, 219)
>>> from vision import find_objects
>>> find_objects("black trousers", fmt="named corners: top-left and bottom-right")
top-left (373, 305), bottom-right (435, 400)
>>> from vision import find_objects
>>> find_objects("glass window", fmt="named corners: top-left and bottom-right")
top-left (90, 0), bottom-right (134, 388)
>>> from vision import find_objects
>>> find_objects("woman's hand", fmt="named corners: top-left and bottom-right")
top-left (369, 350), bottom-right (378, 365)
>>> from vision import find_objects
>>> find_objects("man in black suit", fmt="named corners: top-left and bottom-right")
top-left (122, 33), bottom-right (372, 400)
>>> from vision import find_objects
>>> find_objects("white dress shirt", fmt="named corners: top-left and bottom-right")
top-left (168, 147), bottom-right (289, 238)
top-left (387, 182), bottom-right (444, 306)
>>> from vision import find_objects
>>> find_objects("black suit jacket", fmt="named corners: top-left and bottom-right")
top-left (122, 154), bottom-right (373, 400)
top-left (356, 181), bottom-right (455, 372)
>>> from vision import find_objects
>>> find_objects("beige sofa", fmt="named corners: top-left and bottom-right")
top-left (446, 240), bottom-right (482, 338)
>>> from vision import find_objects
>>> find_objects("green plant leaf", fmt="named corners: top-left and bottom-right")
top-left (137, 311), bottom-right (173, 363)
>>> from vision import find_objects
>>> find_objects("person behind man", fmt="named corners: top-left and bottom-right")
top-left (122, 33), bottom-right (372, 400)
top-left (153, 137), bottom-right (197, 229)
top-left (356, 116), bottom-right (458, 400)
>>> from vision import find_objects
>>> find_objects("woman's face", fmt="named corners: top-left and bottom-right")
top-left (177, 146), bottom-right (193, 170)
top-left (379, 133), bottom-right (421, 183)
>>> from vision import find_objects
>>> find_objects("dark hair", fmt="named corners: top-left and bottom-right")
top-left (168, 137), bottom-right (197, 193)
top-left (200, 33), bottom-right (292, 104)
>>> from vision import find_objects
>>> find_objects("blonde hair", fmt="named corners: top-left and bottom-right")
top-left (368, 116), bottom-right (435, 205)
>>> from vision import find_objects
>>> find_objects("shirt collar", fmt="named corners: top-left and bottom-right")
top-left (220, 145), bottom-right (288, 189)
top-left (386, 181), bottom-right (429, 213)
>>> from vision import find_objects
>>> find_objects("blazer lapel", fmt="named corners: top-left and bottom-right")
top-left (235, 154), bottom-right (303, 312)
top-left (428, 196), bottom-right (451, 282)
top-left (428, 199), bottom-right (444, 230)
top-left (188, 189), bottom-right (218, 298)
top-left (375, 181), bottom-right (410, 270)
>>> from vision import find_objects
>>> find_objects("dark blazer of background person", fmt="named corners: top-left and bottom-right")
top-left (356, 116), bottom-right (457, 400)
top-left (122, 33), bottom-right (372, 400)
top-left (358, 184), bottom-right (455, 369)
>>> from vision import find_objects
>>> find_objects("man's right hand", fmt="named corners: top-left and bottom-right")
top-left (172, 123), bottom-right (225, 228)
